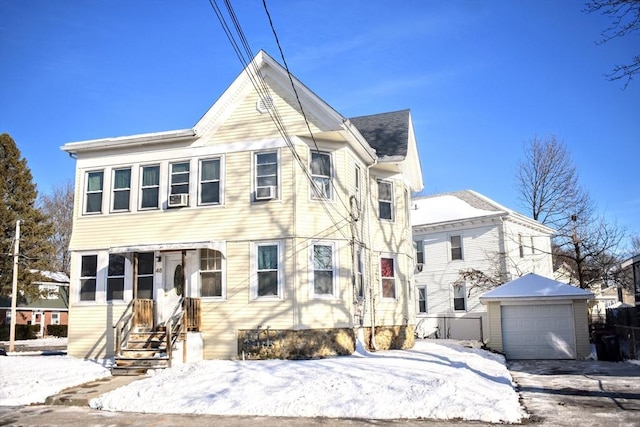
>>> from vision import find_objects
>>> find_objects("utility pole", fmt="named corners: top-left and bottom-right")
top-left (9, 219), bottom-right (21, 352)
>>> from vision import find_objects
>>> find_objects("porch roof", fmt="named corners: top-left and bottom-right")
top-left (109, 241), bottom-right (225, 255)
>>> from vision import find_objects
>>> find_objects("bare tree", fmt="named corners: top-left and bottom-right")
top-left (38, 181), bottom-right (74, 275)
top-left (516, 135), bottom-right (591, 232)
top-left (585, 0), bottom-right (640, 88)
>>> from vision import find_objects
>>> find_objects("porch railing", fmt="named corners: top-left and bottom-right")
top-left (183, 297), bottom-right (201, 332)
top-left (133, 299), bottom-right (154, 329)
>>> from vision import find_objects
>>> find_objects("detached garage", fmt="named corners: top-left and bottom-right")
top-left (480, 273), bottom-right (593, 360)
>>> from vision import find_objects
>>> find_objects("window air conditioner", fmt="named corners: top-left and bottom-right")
top-left (256, 186), bottom-right (276, 200)
top-left (168, 193), bottom-right (189, 208)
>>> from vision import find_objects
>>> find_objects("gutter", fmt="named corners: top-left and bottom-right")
top-left (61, 129), bottom-right (198, 154)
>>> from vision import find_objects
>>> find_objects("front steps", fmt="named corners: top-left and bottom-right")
top-left (112, 330), bottom-right (174, 376)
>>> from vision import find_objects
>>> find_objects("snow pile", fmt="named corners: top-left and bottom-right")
top-left (0, 356), bottom-right (110, 406)
top-left (91, 340), bottom-right (526, 423)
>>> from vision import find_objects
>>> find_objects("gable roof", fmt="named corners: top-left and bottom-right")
top-left (479, 273), bottom-right (593, 302)
top-left (411, 190), bottom-right (554, 234)
top-left (349, 109), bottom-right (410, 160)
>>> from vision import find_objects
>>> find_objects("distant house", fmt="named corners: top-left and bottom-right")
top-left (411, 190), bottom-right (554, 340)
top-left (621, 253), bottom-right (640, 309)
top-left (0, 271), bottom-right (69, 338)
top-left (60, 50), bottom-right (423, 369)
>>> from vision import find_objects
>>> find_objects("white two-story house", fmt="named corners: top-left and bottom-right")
top-left (61, 51), bottom-right (423, 368)
top-left (411, 190), bottom-right (554, 340)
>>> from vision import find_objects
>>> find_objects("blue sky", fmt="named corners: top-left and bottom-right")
top-left (1, 0), bottom-right (638, 241)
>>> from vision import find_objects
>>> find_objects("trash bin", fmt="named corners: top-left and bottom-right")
top-left (595, 333), bottom-right (621, 362)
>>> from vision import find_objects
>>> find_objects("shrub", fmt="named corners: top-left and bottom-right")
top-left (46, 324), bottom-right (68, 337)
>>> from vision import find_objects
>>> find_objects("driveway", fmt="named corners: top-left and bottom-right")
top-left (508, 359), bottom-right (640, 427)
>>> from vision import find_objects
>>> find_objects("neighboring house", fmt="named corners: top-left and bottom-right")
top-left (621, 253), bottom-right (640, 308)
top-left (61, 50), bottom-right (423, 365)
top-left (411, 190), bottom-right (554, 340)
top-left (587, 282), bottom-right (635, 324)
top-left (0, 271), bottom-right (69, 338)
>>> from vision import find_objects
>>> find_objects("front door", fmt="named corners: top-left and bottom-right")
top-left (158, 254), bottom-right (184, 326)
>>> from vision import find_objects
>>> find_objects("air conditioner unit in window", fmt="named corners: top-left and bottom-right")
top-left (255, 186), bottom-right (276, 200)
top-left (168, 193), bottom-right (189, 208)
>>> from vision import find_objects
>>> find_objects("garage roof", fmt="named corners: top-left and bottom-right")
top-left (479, 273), bottom-right (594, 302)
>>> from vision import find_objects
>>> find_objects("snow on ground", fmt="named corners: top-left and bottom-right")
top-left (1, 339), bottom-right (527, 423)
top-left (0, 355), bottom-right (111, 406)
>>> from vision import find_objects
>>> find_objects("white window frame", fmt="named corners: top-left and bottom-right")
top-left (199, 157), bottom-right (223, 205)
top-left (354, 165), bottom-right (361, 204)
top-left (84, 170), bottom-right (104, 214)
top-left (415, 240), bottom-right (424, 265)
top-left (135, 252), bottom-right (155, 300)
top-left (250, 240), bottom-right (284, 300)
top-left (111, 167), bottom-right (132, 212)
top-left (199, 248), bottom-right (225, 299)
top-left (377, 179), bottom-right (394, 221)
top-left (79, 253), bottom-right (99, 302)
top-left (254, 150), bottom-right (279, 201)
top-left (107, 254), bottom-right (126, 302)
top-left (519, 234), bottom-right (524, 258)
top-left (417, 285), bottom-right (428, 314)
top-left (450, 235), bottom-right (463, 261)
top-left (140, 164), bottom-right (160, 210)
top-left (309, 241), bottom-right (338, 299)
top-left (452, 283), bottom-right (467, 312)
top-left (169, 161), bottom-right (190, 196)
top-left (310, 151), bottom-right (332, 200)
top-left (356, 246), bottom-right (365, 300)
top-left (380, 255), bottom-right (398, 300)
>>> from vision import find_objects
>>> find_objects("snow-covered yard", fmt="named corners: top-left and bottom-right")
top-left (0, 339), bottom-right (527, 423)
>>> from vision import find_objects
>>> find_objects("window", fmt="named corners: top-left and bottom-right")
top-left (51, 312), bottom-right (60, 325)
top-left (136, 252), bottom-right (154, 299)
top-left (450, 235), bottom-right (463, 260)
top-left (255, 152), bottom-right (278, 199)
top-left (107, 254), bottom-right (125, 301)
top-left (415, 240), bottom-right (424, 264)
top-left (310, 152), bottom-right (331, 199)
top-left (519, 234), bottom-right (524, 258)
top-left (354, 165), bottom-right (361, 202)
top-left (112, 168), bottom-right (131, 211)
top-left (356, 247), bottom-right (364, 299)
top-left (380, 257), bottom-right (396, 299)
top-left (530, 236), bottom-right (536, 254)
top-left (378, 180), bottom-right (393, 220)
top-left (85, 171), bottom-right (103, 213)
top-left (80, 255), bottom-right (97, 301)
top-left (253, 242), bottom-right (282, 299)
top-left (417, 286), bottom-right (427, 314)
top-left (311, 243), bottom-right (335, 297)
top-left (200, 158), bottom-right (221, 204)
top-left (170, 162), bottom-right (190, 195)
top-left (453, 283), bottom-right (466, 311)
top-left (200, 249), bottom-right (223, 298)
top-left (140, 165), bottom-right (160, 209)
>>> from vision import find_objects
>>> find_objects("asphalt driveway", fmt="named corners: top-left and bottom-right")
top-left (508, 359), bottom-right (640, 427)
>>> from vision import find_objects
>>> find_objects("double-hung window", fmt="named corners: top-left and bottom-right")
top-left (450, 235), bottom-right (463, 260)
top-left (107, 254), bottom-right (125, 301)
top-left (453, 283), bottom-right (466, 311)
top-left (417, 286), bottom-right (427, 314)
top-left (356, 246), bottom-right (364, 300)
top-left (415, 240), bottom-right (424, 265)
top-left (311, 151), bottom-right (331, 199)
top-left (80, 255), bottom-right (97, 301)
top-left (378, 180), bottom-right (393, 220)
top-left (200, 249), bottom-right (223, 298)
top-left (311, 242), bottom-right (336, 298)
top-left (170, 162), bottom-right (190, 195)
top-left (380, 257), bottom-right (396, 299)
top-left (112, 168), bottom-right (131, 211)
top-left (140, 165), bottom-right (160, 209)
top-left (85, 171), bottom-right (104, 214)
top-left (200, 158), bottom-right (221, 204)
top-left (136, 252), bottom-right (154, 299)
top-left (255, 151), bottom-right (278, 200)
top-left (252, 241), bottom-right (283, 299)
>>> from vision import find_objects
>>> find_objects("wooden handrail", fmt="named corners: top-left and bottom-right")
top-left (114, 300), bottom-right (135, 357)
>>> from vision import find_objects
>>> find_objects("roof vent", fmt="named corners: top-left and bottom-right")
top-left (257, 96), bottom-right (274, 113)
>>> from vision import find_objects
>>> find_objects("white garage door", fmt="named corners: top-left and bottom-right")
top-left (501, 304), bottom-right (576, 359)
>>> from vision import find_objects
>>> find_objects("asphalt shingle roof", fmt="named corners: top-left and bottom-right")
top-left (349, 109), bottom-right (410, 159)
